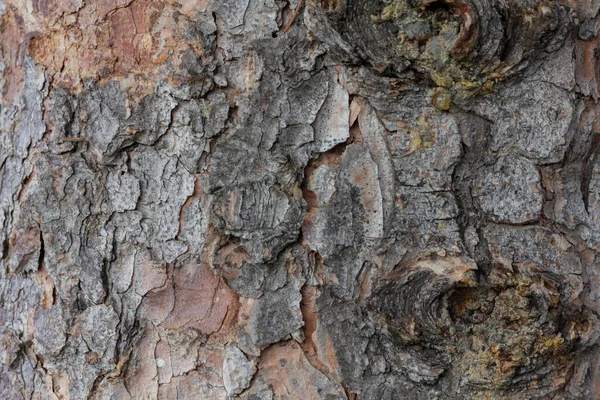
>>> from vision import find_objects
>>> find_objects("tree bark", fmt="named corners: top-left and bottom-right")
top-left (2, 0), bottom-right (600, 398)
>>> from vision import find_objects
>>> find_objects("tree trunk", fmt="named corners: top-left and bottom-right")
top-left (2, 0), bottom-right (600, 398)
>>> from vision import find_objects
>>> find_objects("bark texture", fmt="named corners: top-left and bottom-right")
top-left (2, 0), bottom-right (600, 399)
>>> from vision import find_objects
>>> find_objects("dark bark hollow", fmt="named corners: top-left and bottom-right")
top-left (307, 0), bottom-right (569, 84)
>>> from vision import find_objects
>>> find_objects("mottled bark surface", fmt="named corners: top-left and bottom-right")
top-left (2, 0), bottom-right (600, 398)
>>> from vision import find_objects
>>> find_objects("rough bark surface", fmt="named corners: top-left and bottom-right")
top-left (2, 0), bottom-right (600, 399)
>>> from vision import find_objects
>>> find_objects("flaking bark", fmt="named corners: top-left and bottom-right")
top-left (2, 0), bottom-right (600, 399)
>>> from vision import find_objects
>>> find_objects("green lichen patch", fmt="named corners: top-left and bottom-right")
top-left (432, 87), bottom-right (452, 111)
top-left (447, 279), bottom-right (580, 396)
